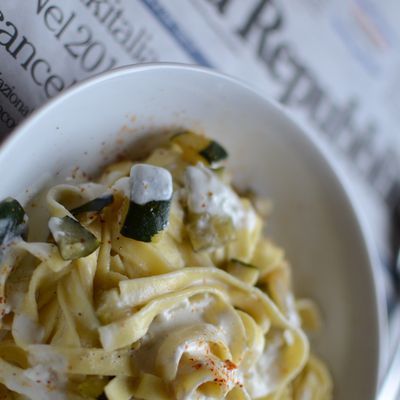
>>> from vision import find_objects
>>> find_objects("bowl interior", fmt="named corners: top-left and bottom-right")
top-left (0, 64), bottom-right (380, 399)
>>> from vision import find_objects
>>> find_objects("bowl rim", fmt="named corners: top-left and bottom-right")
top-left (0, 62), bottom-right (386, 396)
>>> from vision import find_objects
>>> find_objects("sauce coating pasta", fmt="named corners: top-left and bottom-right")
top-left (0, 132), bottom-right (332, 399)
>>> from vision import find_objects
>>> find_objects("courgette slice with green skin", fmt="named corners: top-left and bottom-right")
top-left (0, 197), bottom-right (28, 254)
top-left (121, 164), bottom-right (173, 243)
top-left (199, 140), bottom-right (228, 164)
top-left (226, 258), bottom-right (259, 286)
top-left (48, 216), bottom-right (99, 260)
top-left (121, 200), bottom-right (171, 242)
top-left (171, 131), bottom-right (228, 166)
top-left (71, 193), bottom-right (114, 215)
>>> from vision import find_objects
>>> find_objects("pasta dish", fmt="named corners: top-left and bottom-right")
top-left (0, 132), bottom-right (332, 399)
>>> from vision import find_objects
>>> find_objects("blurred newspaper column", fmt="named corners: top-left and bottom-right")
top-left (0, 0), bottom-right (400, 390)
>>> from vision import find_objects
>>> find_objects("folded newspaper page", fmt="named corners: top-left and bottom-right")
top-left (0, 0), bottom-right (399, 387)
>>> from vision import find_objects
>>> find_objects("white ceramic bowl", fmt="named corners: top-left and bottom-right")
top-left (0, 64), bottom-right (382, 399)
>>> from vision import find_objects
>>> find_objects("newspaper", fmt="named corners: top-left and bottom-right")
top-left (0, 0), bottom-right (399, 389)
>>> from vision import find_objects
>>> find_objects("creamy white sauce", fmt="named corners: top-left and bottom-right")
top-left (131, 291), bottom-right (250, 400)
top-left (3, 372), bottom-right (67, 400)
top-left (244, 333), bottom-right (283, 398)
top-left (24, 364), bottom-right (57, 384)
top-left (149, 295), bottom-right (213, 338)
top-left (112, 176), bottom-right (130, 198)
top-left (12, 351), bottom-right (68, 400)
top-left (184, 164), bottom-right (254, 229)
top-left (133, 294), bottom-right (239, 379)
top-left (29, 348), bottom-right (67, 373)
top-left (48, 217), bottom-right (66, 241)
top-left (13, 314), bottom-right (44, 344)
top-left (132, 297), bottom-right (210, 375)
top-left (130, 164), bottom-right (173, 205)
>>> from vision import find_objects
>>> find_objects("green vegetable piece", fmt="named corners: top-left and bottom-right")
top-left (71, 194), bottom-right (114, 215)
top-left (0, 197), bottom-right (28, 247)
top-left (171, 131), bottom-right (228, 166)
top-left (49, 216), bottom-right (99, 260)
top-left (187, 213), bottom-right (236, 252)
top-left (121, 200), bottom-right (171, 242)
top-left (199, 140), bottom-right (228, 164)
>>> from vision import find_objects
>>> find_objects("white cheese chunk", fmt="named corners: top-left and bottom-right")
top-left (130, 164), bottom-right (173, 205)
top-left (48, 217), bottom-right (66, 241)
